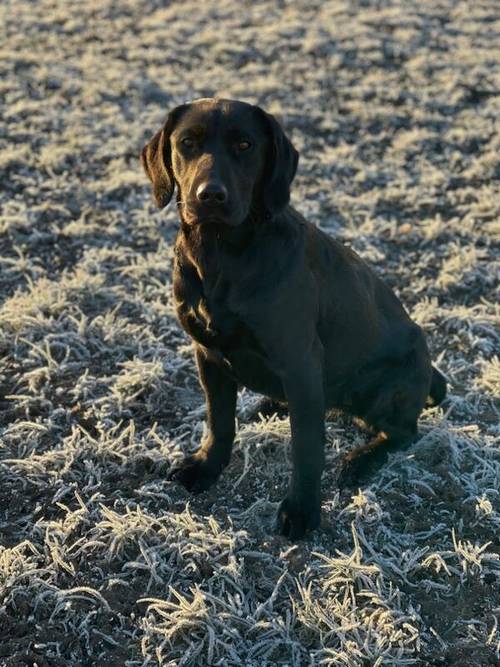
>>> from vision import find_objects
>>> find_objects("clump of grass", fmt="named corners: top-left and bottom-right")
top-left (1, 0), bottom-right (499, 664)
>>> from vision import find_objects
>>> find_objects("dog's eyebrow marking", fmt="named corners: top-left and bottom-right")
top-left (177, 124), bottom-right (206, 136)
top-left (226, 126), bottom-right (257, 140)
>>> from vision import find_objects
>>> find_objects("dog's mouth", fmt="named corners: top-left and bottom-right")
top-left (195, 214), bottom-right (228, 225)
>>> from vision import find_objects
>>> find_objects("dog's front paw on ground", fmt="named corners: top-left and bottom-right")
top-left (170, 455), bottom-right (222, 493)
top-left (276, 495), bottom-right (320, 540)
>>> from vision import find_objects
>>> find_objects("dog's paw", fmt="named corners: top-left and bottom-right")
top-left (169, 454), bottom-right (222, 493)
top-left (337, 450), bottom-right (387, 489)
top-left (276, 494), bottom-right (321, 540)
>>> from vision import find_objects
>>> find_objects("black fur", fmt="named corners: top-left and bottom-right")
top-left (141, 97), bottom-right (446, 539)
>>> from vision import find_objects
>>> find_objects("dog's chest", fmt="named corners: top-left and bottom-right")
top-left (176, 264), bottom-right (251, 351)
top-left (193, 287), bottom-right (241, 348)
top-left (175, 264), bottom-right (283, 391)
top-left (184, 292), bottom-right (284, 397)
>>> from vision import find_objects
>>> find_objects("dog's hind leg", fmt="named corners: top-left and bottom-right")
top-left (338, 340), bottom-right (432, 489)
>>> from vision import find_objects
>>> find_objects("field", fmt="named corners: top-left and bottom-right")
top-left (1, 0), bottom-right (499, 665)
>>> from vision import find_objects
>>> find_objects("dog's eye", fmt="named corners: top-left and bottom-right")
top-left (181, 137), bottom-right (195, 148)
top-left (238, 140), bottom-right (251, 152)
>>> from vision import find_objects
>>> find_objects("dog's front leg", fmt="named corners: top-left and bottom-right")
top-left (174, 345), bottom-right (237, 493)
top-left (277, 343), bottom-right (325, 539)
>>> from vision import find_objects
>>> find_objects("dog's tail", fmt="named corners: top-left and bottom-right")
top-left (426, 366), bottom-right (447, 407)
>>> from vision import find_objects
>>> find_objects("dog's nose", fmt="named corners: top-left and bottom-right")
top-left (196, 182), bottom-right (228, 204)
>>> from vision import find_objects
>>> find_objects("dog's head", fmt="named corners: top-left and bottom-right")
top-left (141, 98), bottom-right (299, 226)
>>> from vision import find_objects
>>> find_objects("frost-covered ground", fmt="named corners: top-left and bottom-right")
top-left (1, 0), bottom-right (499, 665)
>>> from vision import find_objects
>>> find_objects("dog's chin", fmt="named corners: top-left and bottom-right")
top-left (183, 209), bottom-right (245, 228)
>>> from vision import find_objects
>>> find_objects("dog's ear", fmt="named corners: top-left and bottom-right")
top-left (259, 110), bottom-right (299, 218)
top-left (140, 104), bottom-right (188, 208)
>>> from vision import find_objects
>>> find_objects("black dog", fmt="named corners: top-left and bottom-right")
top-left (141, 98), bottom-right (446, 539)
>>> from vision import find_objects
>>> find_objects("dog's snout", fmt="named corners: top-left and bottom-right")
top-left (196, 182), bottom-right (228, 205)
